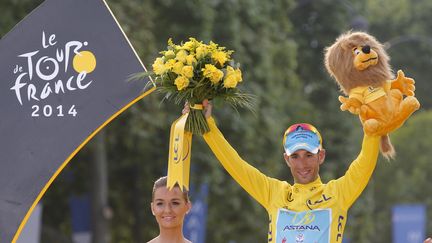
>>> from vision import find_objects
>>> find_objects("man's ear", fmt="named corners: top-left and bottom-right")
top-left (284, 153), bottom-right (291, 167)
top-left (318, 149), bottom-right (326, 164)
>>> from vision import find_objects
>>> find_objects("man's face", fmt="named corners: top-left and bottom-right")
top-left (284, 149), bottom-right (326, 184)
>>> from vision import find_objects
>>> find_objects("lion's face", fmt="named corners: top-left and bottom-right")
top-left (353, 45), bottom-right (378, 70)
top-left (324, 31), bottom-right (393, 95)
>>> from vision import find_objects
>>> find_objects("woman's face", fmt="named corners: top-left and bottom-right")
top-left (151, 186), bottom-right (191, 229)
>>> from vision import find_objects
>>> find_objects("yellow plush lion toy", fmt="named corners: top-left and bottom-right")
top-left (324, 31), bottom-right (420, 159)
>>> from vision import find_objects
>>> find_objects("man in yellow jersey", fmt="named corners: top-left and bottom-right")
top-left (188, 101), bottom-right (380, 243)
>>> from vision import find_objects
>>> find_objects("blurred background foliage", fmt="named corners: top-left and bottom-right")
top-left (1, 0), bottom-right (432, 242)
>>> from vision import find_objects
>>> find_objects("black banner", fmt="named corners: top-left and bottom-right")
top-left (0, 0), bottom-right (154, 241)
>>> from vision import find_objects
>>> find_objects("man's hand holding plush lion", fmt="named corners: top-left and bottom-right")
top-left (324, 31), bottom-right (420, 159)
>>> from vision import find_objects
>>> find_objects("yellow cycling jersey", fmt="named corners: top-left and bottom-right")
top-left (348, 81), bottom-right (392, 104)
top-left (203, 117), bottom-right (380, 242)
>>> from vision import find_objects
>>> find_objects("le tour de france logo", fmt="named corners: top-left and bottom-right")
top-left (10, 31), bottom-right (97, 118)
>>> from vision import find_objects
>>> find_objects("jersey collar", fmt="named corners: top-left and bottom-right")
top-left (293, 177), bottom-right (323, 191)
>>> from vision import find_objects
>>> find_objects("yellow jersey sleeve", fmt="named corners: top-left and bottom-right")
top-left (203, 117), bottom-right (282, 210)
top-left (333, 135), bottom-right (380, 210)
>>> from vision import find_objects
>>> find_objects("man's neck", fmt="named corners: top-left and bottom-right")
top-left (293, 176), bottom-right (321, 186)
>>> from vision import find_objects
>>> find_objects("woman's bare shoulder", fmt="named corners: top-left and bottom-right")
top-left (147, 237), bottom-right (158, 243)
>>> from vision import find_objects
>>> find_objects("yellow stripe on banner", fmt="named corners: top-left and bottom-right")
top-left (167, 113), bottom-right (192, 190)
top-left (12, 86), bottom-right (155, 243)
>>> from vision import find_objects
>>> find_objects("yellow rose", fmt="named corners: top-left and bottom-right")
top-left (223, 66), bottom-right (242, 88)
top-left (225, 66), bottom-right (234, 75)
top-left (210, 69), bottom-right (224, 84)
top-left (183, 42), bottom-right (194, 51)
top-left (234, 67), bottom-right (243, 82)
top-left (174, 75), bottom-right (190, 91)
top-left (223, 75), bottom-right (238, 88)
top-left (202, 64), bottom-right (217, 77)
top-left (183, 38), bottom-right (198, 51)
top-left (176, 50), bottom-right (188, 63)
top-left (152, 57), bottom-right (166, 75)
top-left (208, 41), bottom-right (219, 51)
top-left (186, 55), bottom-right (197, 66)
top-left (196, 45), bottom-right (209, 59)
top-left (172, 61), bottom-right (184, 74)
top-left (181, 66), bottom-right (194, 78)
top-left (212, 51), bottom-right (227, 66)
top-left (164, 50), bottom-right (175, 59)
top-left (203, 64), bottom-right (223, 84)
top-left (164, 59), bottom-right (176, 71)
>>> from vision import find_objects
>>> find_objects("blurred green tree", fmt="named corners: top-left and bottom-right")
top-left (372, 110), bottom-right (432, 242)
top-left (0, 0), bottom-right (43, 37)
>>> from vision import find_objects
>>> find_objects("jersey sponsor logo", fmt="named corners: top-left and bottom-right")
top-left (296, 233), bottom-right (304, 243)
top-left (275, 208), bottom-right (331, 243)
top-left (336, 215), bottom-right (344, 241)
top-left (287, 191), bottom-right (294, 202)
top-left (292, 211), bottom-right (315, 225)
top-left (268, 215), bottom-right (273, 242)
top-left (285, 211), bottom-right (320, 231)
top-left (283, 225), bottom-right (321, 231)
top-left (368, 86), bottom-right (376, 92)
top-left (306, 194), bottom-right (332, 209)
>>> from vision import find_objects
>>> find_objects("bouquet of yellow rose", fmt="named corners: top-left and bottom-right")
top-left (132, 38), bottom-right (254, 189)
top-left (146, 38), bottom-right (254, 135)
